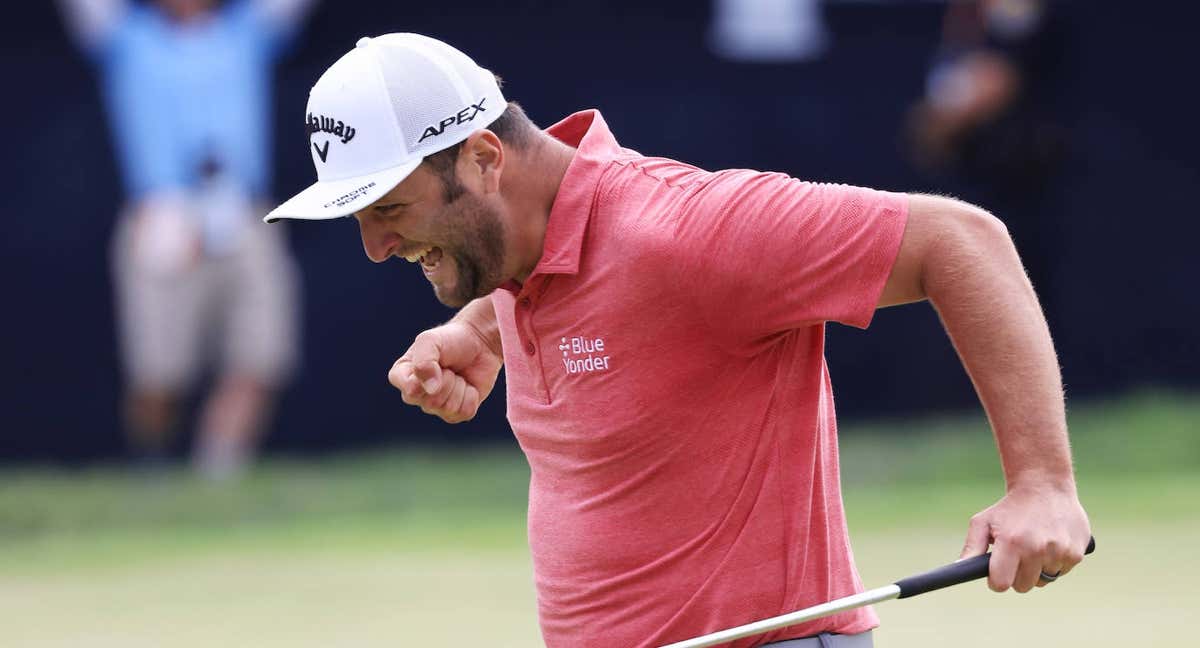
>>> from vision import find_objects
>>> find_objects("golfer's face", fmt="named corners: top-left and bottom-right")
top-left (354, 166), bottom-right (507, 308)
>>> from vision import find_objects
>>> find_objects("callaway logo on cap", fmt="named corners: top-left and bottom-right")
top-left (306, 113), bottom-right (356, 162)
top-left (264, 33), bottom-right (506, 222)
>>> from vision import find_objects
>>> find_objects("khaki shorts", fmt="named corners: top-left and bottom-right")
top-left (112, 207), bottom-right (300, 391)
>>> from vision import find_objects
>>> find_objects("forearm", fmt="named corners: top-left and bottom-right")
top-left (924, 207), bottom-right (1074, 492)
top-left (894, 200), bottom-right (1090, 585)
top-left (450, 296), bottom-right (503, 361)
top-left (255, 0), bottom-right (318, 26)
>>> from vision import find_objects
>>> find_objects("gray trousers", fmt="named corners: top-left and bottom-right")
top-left (765, 630), bottom-right (873, 647)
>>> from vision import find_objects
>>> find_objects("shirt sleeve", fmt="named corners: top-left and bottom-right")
top-left (673, 169), bottom-right (908, 348)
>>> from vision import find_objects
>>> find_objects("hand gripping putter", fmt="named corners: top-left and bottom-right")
top-left (660, 536), bottom-right (1096, 648)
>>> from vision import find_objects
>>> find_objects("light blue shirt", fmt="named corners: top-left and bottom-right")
top-left (87, 1), bottom-right (296, 199)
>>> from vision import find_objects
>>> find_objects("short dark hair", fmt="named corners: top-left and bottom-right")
top-left (422, 101), bottom-right (538, 203)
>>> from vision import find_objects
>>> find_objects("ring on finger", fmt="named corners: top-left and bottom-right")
top-left (1039, 569), bottom-right (1062, 583)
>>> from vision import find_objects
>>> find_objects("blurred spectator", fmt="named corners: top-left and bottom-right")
top-left (709, 0), bottom-right (829, 62)
top-left (908, 0), bottom-right (1065, 184)
top-left (58, 0), bottom-right (316, 479)
top-left (906, 0), bottom-right (1068, 309)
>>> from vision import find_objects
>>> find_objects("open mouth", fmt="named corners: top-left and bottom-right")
top-left (401, 245), bottom-right (444, 275)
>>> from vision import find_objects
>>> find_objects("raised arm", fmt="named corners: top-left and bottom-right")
top-left (880, 193), bottom-right (1092, 593)
top-left (56, 0), bottom-right (129, 53)
top-left (252, 0), bottom-right (319, 31)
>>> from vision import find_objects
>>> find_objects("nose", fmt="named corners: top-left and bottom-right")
top-left (357, 216), bottom-right (400, 263)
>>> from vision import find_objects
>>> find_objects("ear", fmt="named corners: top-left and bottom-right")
top-left (460, 129), bottom-right (504, 194)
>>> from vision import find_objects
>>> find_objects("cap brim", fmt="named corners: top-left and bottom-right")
top-left (264, 158), bottom-right (423, 223)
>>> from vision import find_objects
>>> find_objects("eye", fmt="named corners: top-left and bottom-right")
top-left (381, 202), bottom-right (415, 215)
top-left (365, 205), bottom-right (398, 221)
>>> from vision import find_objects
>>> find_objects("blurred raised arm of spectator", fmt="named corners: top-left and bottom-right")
top-left (58, 0), bottom-right (129, 53)
top-left (256, 0), bottom-right (318, 30)
top-left (59, 0), bottom-right (317, 54)
top-left (236, 0), bottom-right (321, 55)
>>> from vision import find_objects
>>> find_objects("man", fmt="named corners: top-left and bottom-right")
top-left (266, 34), bottom-right (1091, 648)
top-left (59, 0), bottom-right (315, 478)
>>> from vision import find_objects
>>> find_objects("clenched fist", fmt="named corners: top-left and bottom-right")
top-left (389, 321), bottom-right (503, 423)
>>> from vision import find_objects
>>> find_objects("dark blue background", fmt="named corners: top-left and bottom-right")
top-left (3, 1), bottom-right (1196, 462)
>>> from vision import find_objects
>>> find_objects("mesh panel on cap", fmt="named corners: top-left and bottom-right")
top-left (372, 34), bottom-right (502, 157)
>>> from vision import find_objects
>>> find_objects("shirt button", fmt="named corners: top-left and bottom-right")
top-left (525, 341), bottom-right (536, 356)
top-left (518, 297), bottom-right (531, 309)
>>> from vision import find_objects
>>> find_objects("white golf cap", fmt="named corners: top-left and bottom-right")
top-left (265, 33), bottom-right (506, 223)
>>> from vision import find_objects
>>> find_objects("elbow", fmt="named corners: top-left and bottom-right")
top-left (961, 200), bottom-right (1009, 240)
top-left (948, 200), bottom-right (1016, 258)
top-left (922, 197), bottom-right (1025, 300)
top-left (895, 194), bottom-right (1025, 308)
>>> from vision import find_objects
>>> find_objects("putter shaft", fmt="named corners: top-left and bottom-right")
top-left (661, 536), bottom-right (1095, 648)
top-left (658, 585), bottom-right (900, 648)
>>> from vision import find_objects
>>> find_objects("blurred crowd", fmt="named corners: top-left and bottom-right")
top-left (61, 0), bottom-right (1057, 477)
top-left (27, 0), bottom-right (1190, 472)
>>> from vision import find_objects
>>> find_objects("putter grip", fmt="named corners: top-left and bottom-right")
top-left (894, 536), bottom-right (1095, 599)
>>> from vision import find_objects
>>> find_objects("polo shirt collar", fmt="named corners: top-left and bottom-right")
top-left (530, 109), bottom-right (622, 277)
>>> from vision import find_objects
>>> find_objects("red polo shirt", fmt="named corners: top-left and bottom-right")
top-left (492, 110), bottom-right (908, 647)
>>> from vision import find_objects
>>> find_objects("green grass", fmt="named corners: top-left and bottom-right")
top-left (842, 389), bottom-right (1200, 485)
top-left (1, 389), bottom-right (1197, 646)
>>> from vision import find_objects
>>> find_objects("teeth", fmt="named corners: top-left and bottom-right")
top-left (403, 246), bottom-right (433, 263)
